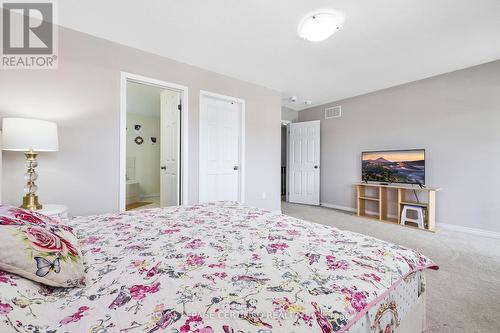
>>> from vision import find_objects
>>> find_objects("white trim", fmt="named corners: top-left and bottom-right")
top-left (320, 202), bottom-right (500, 239)
top-left (438, 223), bottom-right (500, 239)
top-left (320, 202), bottom-right (356, 213)
top-left (199, 90), bottom-right (246, 203)
top-left (140, 193), bottom-right (160, 199)
top-left (120, 72), bottom-right (189, 212)
top-left (286, 123), bottom-right (290, 202)
top-left (281, 119), bottom-right (292, 125)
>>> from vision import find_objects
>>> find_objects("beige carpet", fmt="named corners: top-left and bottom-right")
top-left (281, 202), bottom-right (500, 333)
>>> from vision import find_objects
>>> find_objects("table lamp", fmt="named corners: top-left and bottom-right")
top-left (1, 118), bottom-right (59, 210)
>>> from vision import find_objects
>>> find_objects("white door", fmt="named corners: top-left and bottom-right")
top-left (160, 90), bottom-right (181, 207)
top-left (288, 120), bottom-right (320, 205)
top-left (199, 95), bottom-right (241, 203)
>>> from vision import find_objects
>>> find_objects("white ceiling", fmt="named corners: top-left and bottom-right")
top-left (59, 0), bottom-right (500, 111)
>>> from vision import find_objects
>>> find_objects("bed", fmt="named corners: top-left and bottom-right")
top-left (0, 201), bottom-right (437, 333)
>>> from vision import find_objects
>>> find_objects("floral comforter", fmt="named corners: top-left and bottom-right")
top-left (0, 201), bottom-right (437, 333)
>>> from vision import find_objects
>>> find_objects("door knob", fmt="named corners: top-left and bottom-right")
top-left (233, 166), bottom-right (239, 171)
top-left (314, 165), bottom-right (319, 169)
top-left (161, 166), bottom-right (166, 170)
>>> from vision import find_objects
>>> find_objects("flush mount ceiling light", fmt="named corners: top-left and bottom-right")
top-left (297, 9), bottom-right (345, 42)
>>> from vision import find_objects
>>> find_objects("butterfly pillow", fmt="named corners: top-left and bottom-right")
top-left (0, 206), bottom-right (85, 288)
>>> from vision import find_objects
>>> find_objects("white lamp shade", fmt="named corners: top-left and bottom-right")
top-left (2, 118), bottom-right (59, 152)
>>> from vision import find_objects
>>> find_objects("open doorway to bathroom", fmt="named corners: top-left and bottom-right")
top-left (281, 120), bottom-right (291, 202)
top-left (120, 73), bottom-right (189, 212)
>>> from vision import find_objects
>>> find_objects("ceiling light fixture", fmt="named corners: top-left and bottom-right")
top-left (297, 9), bottom-right (345, 42)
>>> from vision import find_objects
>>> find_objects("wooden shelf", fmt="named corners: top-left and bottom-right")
top-left (359, 196), bottom-right (380, 201)
top-left (356, 182), bottom-right (441, 192)
top-left (356, 183), bottom-right (440, 233)
top-left (400, 201), bottom-right (428, 207)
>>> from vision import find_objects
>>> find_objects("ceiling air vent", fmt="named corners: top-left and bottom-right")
top-left (325, 105), bottom-right (341, 119)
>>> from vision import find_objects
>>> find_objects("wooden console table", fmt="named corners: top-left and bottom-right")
top-left (356, 183), bottom-right (441, 232)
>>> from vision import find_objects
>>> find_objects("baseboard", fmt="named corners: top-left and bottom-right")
top-left (320, 202), bottom-right (500, 239)
top-left (320, 202), bottom-right (356, 213)
top-left (140, 194), bottom-right (160, 199)
top-left (438, 223), bottom-right (500, 239)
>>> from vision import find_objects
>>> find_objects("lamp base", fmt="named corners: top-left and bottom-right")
top-left (21, 194), bottom-right (42, 211)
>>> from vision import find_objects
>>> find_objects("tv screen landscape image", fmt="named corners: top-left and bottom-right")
top-left (362, 149), bottom-right (425, 185)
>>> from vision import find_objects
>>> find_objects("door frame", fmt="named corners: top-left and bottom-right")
top-left (119, 72), bottom-right (189, 211)
top-left (281, 120), bottom-right (292, 202)
top-left (199, 90), bottom-right (245, 203)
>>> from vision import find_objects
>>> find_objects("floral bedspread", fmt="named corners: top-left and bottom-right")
top-left (0, 201), bottom-right (437, 333)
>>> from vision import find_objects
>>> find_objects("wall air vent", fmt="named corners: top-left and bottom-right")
top-left (325, 105), bottom-right (341, 119)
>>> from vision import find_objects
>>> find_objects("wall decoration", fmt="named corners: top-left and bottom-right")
top-left (134, 136), bottom-right (144, 145)
top-left (134, 124), bottom-right (142, 134)
top-left (150, 137), bottom-right (157, 145)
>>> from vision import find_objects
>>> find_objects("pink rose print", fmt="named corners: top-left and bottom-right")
top-left (61, 237), bottom-right (79, 257)
top-left (81, 235), bottom-right (100, 245)
top-left (341, 288), bottom-right (368, 312)
top-left (0, 302), bottom-right (13, 315)
top-left (326, 255), bottom-right (350, 270)
top-left (287, 229), bottom-right (301, 236)
top-left (251, 253), bottom-right (261, 261)
top-left (359, 273), bottom-right (381, 284)
top-left (59, 306), bottom-right (90, 325)
top-left (180, 315), bottom-right (214, 333)
top-left (129, 282), bottom-right (161, 300)
top-left (11, 209), bottom-right (45, 225)
top-left (146, 263), bottom-right (160, 279)
top-left (61, 225), bottom-right (74, 234)
top-left (266, 242), bottom-right (289, 253)
top-left (161, 228), bottom-right (181, 235)
top-left (185, 239), bottom-right (204, 249)
top-left (186, 254), bottom-right (205, 267)
top-left (0, 271), bottom-right (17, 286)
top-left (23, 226), bottom-right (64, 253)
top-left (0, 216), bottom-right (23, 225)
top-left (351, 292), bottom-right (367, 312)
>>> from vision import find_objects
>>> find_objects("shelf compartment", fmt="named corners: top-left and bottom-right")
top-left (359, 196), bottom-right (380, 201)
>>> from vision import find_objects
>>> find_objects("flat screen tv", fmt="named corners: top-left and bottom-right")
top-left (362, 149), bottom-right (425, 185)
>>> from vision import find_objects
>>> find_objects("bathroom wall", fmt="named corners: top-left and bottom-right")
top-left (126, 113), bottom-right (160, 198)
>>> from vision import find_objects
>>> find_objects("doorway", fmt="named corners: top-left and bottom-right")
top-left (199, 91), bottom-right (245, 203)
top-left (119, 72), bottom-right (189, 211)
top-left (281, 120), bottom-right (291, 201)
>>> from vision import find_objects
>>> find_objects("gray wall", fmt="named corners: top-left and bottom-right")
top-left (299, 60), bottom-right (500, 233)
top-left (281, 106), bottom-right (298, 122)
top-left (0, 27), bottom-right (282, 215)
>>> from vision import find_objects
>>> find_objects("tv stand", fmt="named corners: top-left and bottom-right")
top-left (356, 183), bottom-right (441, 232)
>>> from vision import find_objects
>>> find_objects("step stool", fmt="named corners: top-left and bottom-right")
top-left (400, 205), bottom-right (425, 229)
